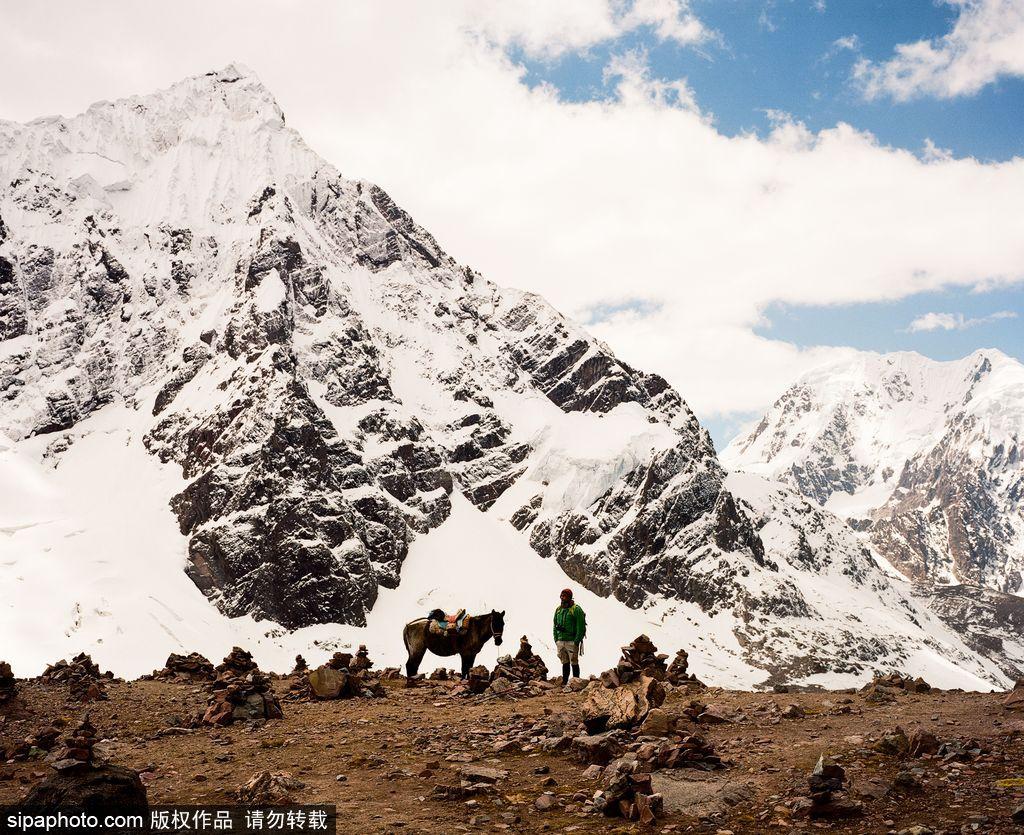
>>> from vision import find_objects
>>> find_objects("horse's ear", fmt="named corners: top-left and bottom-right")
top-left (501, 610), bottom-right (506, 616)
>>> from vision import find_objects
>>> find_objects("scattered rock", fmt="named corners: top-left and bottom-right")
top-left (235, 771), bottom-right (305, 805)
top-left (781, 703), bottom-right (805, 719)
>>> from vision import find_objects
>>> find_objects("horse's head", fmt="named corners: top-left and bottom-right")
top-left (490, 609), bottom-right (505, 646)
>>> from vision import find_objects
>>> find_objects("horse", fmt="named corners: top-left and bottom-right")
top-left (403, 610), bottom-right (505, 679)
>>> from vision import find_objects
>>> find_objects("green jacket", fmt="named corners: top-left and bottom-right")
top-left (553, 603), bottom-right (586, 643)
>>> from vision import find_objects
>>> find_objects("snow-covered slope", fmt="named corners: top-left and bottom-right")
top-left (0, 66), bottom-right (1014, 687)
top-left (722, 350), bottom-right (1024, 596)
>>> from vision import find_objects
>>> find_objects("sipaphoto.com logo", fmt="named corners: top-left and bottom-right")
top-left (4, 811), bottom-right (145, 832)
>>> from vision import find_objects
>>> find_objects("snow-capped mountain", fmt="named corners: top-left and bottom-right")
top-left (722, 350), bottom-right (1024, 596)
top-left (0, 66), bottom-right (1015, 687)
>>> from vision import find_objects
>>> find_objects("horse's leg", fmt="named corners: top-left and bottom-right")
top-left (406, 644), bottom-right (426, 678)
top-left (460, 653), bottom-right (474, 679)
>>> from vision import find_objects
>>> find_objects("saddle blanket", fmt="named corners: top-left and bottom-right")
top-left (429, 608), bottom-right (467, 635)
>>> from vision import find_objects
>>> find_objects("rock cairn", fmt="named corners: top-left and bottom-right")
top-left (216, 646), bottom-right (259, 677)
top-left (485, 637), bottom-right (551, 696)
top-left (40, 653), bottom-right (111, 702)
top-left (20, 716), bottom-right (148, 816)
top-left (594, 761), bottom-right (663, 824)
top-left (862, 672), bottom-right (931, 703)
top-left (793, 755), bottom-right (863, 819)
top-left (350, 645), bottom-right (373, 673)
top-left (292, 654), bottom-right (308, 674)
top-left (147, 652), bottom-right (215, 683)
top-left (48, 716), bottom-right (101, 771)
top-left (601, 635), bottom-right (701, 688)
top-left (202, 649), bottom-right (283, 726)
top-left (635, 734), bottom-right (723, 771)
top-left (287, 649), bottom-right (385, 701)
top-left (0, 661), bottom-right (16, 704)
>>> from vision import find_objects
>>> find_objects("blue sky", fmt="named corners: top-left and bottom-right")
top-left (515, 0), bottom-right (1024, 160)
top-left (513, 0), bottom-right (1024, 448)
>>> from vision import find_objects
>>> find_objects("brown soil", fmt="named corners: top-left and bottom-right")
top-left (2, 677), bottom-right (1023, 834)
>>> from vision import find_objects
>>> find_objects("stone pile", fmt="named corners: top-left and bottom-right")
top-left (20, 718), bottom-right (148, 816)
top-left (203, 650), bottom-right (283, 726)
top-left (216, 646), bottom-right (259, 677)
top-left (635, 733), bottom-right (723, 771)
top-left (350, 645), bottom-right (373, 673)
top-left (862, 672), bottom-right (931, 702)
top-left (147, 652), bottom-right (215, 682)
top-left (592, 761), bottom-right (663, 824)
top-left (47, 716), bottom-right (101, 771)
top-left (292, 655), bottom-right (308, 673)
top-left (583, 671), bottom-right (665, 732)
top-left (486, 637), bottom-right (551, 696)
top-left (665, 648), bottom-right (698, 684)
top-left (287, 648), bottom-right (385, 701)
top-left (40, 653), bottom-right (111, 702)
top-left (793, 755), bottom-right (863, 819)
top-left (0, 661), bottom-right (16, 704)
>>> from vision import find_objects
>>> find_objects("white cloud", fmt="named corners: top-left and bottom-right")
top-left (854, 0), bottom-right (1024, 100)
top-left (906, 310), bottom-right (1018, 332)
top-left (0, 1), bottom-right (1022, 420)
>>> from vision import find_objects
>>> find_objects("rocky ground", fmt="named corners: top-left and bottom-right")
top-left (2, 648), bottom-right (1024, 834)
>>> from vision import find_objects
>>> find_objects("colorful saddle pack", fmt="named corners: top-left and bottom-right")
top-left (428, 608), bottom-right (467, 636)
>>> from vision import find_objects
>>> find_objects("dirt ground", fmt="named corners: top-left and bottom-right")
top-left (3, 674), bottom-right (1024, 834)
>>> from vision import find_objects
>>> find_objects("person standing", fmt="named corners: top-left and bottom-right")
top-left (553, 588), bottom-right (586, 685)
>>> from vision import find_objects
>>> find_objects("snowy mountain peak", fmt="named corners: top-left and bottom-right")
top-left (1, 70), bottom-right (1018, 688)
top-left (723, 349), bottom-right (1024, 594)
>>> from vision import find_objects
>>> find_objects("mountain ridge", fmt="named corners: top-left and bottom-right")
top-left (0, 65), bottom-right (1016, 687)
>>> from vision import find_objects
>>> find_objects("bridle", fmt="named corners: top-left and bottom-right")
top-left (490, 614), bottom-right (503, 643)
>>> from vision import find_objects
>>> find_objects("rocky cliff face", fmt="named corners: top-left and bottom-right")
top-left (723, 351), bottom-right (1024, 597)
top-left (0, 66), bottom-right (1014, 685)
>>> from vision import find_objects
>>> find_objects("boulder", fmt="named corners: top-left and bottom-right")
top-left (19, 765), bottom-right (148, 824)
top-left (908, 728), bottom-right (940, 757)
top-left (459, 764), bottom-right (508, 784)
top-left (1002, 681), bottom-right (1024, 711)
top-left (639, 707), bottom-right (674, 736)
top-left (571, 734), bottom-right (624, 766)
top-left (582, 674), bottom-right (665, 732)
top-left (309, 666), bottom-right (349, 699)
top-left (873, 726), bottom-right (910, 757)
